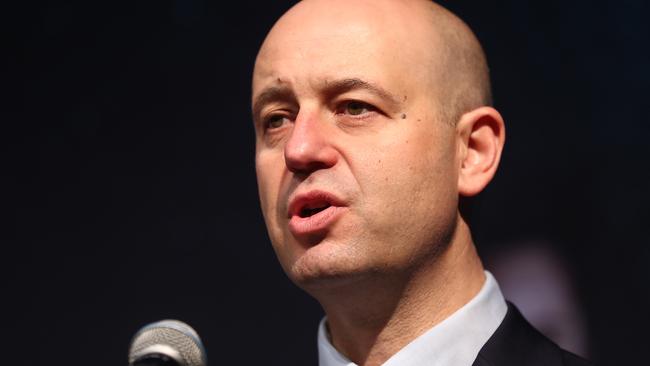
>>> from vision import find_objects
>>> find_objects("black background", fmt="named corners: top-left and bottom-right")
top-left (9, 0), bottom-right (649, 365)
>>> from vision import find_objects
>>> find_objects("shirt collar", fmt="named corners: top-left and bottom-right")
top-left (317, 271), bottom-right (507, 366)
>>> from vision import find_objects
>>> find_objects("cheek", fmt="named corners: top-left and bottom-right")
top-left (255, 152), bottom-right (284, 228)
top-left (366, 128), bottom-right (453, 193)
top-left (354, 128), bottom-right (459, 240)
top-left (256, 156), bottom-right (294, 264)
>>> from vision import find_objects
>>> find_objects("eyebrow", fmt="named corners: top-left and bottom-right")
top-left (251, 77), bottom-right (401, 120)
top-left (320, 78), bottom-right (400, 107)
top-left (252, 86), bottom-right (296, 122)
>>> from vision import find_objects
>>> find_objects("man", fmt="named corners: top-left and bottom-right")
top-left (251, 0), bottom-right (591, 365)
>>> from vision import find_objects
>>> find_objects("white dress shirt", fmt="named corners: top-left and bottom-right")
top-left (317, 271), bottom-right (507, 366)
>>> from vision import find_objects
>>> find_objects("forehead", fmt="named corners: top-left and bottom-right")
top-left (255, 30), bottom-right (388, 93)
top-left (252, 1), bottom-right (438, 99)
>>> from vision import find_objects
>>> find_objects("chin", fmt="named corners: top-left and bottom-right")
top-left (284, 241), bottom-right (377, 291)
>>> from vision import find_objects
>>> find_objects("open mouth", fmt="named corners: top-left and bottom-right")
top-left (288, 191), bottom-right (346, 236)
top-left (299, 202), bottom-right (331, 218)
top-left (288, 190), bottom-right (344, 219)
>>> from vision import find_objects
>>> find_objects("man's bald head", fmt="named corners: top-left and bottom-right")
top-left (422, 1), bottom-right (493, 124)
top-left (254, 0), bottom-right (491, 126)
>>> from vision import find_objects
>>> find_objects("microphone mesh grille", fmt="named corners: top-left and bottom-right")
top-left (129, 321), bottom-right (206, 366)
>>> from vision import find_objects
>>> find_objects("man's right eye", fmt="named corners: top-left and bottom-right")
top-left (265, 115), bottom-right (289, 130)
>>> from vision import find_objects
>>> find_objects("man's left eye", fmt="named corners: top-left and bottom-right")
top-left (342, 101), bottom-right (374, 116)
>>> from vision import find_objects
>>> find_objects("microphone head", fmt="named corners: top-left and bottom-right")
top-left (129, 320), bottom-right (207, 366)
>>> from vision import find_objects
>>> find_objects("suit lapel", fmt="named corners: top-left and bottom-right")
top-left (472, 303), bottom-right (564, 366)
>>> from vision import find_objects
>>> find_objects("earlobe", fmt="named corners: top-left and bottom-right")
top-left (457, 106), bottom-right (505, 197)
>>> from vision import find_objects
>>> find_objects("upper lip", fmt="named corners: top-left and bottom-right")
top-left (287, 190), bottom-right (346, 218)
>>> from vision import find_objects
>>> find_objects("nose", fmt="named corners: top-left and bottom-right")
top-left (284, 112), bottom-right (338, 175)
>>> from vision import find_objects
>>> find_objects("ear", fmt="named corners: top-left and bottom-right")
top-left (456, 106), bottom-right (505, 197)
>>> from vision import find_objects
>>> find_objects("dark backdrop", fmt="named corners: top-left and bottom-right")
top-left (9, 1), bottom-right (649, 365)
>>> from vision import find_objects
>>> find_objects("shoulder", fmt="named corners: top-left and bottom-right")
top-left (473, 303), bottom-right (594, 366)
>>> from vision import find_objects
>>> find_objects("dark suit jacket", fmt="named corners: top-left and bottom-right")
top-left (472, 303), bottom-right (592, 366)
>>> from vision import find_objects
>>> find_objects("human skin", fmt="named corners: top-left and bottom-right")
top-left (252, 0), bottom-right (505, 365)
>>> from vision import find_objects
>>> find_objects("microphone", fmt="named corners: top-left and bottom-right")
top-left (128, 320), bottom-right (207, 366)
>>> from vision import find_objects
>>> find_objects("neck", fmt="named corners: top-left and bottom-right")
top-left (316, 220), bottom-right (485, 366)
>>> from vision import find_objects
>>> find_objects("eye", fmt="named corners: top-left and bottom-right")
top-left (342, 101), bottom-right (374, 116)
top-left (265, 114), bottom-right (290, 130)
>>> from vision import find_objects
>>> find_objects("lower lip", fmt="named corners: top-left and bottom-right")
top-left (288, 206), bottom-right (346, 237)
